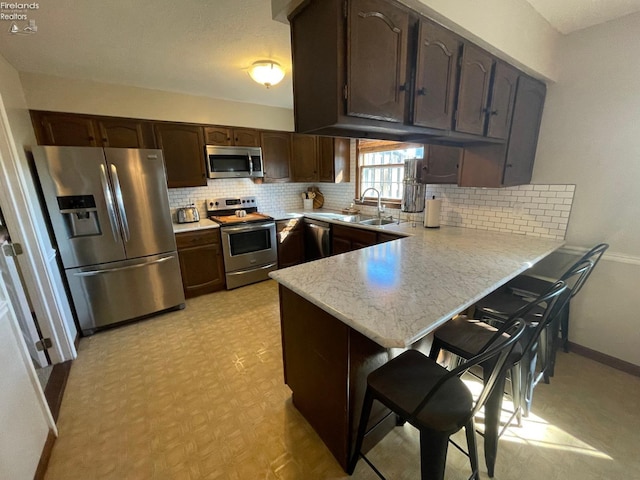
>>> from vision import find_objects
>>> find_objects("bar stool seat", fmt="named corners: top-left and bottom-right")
top-left (349, 320), bottom-right (526, 480)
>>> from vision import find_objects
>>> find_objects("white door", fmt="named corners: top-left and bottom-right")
top-left (0, 231), bottom-right (48, 368)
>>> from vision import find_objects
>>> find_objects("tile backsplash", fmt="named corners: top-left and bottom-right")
top-left (168, 181), bottom-right (574, 240)
top-left (424, 184), bottom-right (574, 240)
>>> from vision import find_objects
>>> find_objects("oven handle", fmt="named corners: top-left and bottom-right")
top-left (223, 222), bottom-right (275, 234)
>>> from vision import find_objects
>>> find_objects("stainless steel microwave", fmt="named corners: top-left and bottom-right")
top-left (205, 145), bottom-right (264, 179)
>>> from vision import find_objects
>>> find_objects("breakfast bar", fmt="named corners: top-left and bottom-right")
top-left (269, 224), bottom-right (563, 471)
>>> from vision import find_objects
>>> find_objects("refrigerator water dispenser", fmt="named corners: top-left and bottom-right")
top-left (57, 195), bottom-right (101, 237)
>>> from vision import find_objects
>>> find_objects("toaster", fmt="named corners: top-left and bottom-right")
top-left (177, 205), bottom-right (200, 223)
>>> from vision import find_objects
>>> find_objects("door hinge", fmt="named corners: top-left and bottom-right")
top-left (35, 338), bottom-right (53, 352)
top-left (453, 110), bottom-right (458, 122)
top-left (343, 0), bottom-right (348, 19)
top-left (2, 242), bottom-right (23, 257)
top-left (343, 84), bottom-right (348, 100)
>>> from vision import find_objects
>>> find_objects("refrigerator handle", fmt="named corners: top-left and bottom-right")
top-left (72, 255), bottom-right (173, 276)
top-left (110, 163), bottom-right (131, 242)
top-left (100, 164), bottom-right (121, 242)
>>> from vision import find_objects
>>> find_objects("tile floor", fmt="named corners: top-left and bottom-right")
top-left (45, 280), bottom-right (640, 479)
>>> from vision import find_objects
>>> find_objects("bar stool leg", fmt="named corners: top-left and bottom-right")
top-left (483, 369), bottom-right (507, 477)
top-left (348, 388), bottom-right (374, 474)
top-left (419, 429), bottom-right (449, 480)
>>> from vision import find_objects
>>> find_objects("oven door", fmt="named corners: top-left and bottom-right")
top-left (220, 221), bottom-right (277, 272)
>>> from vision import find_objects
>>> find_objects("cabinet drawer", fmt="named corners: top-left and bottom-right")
top-left (175, 229), bottom-right (220, 248)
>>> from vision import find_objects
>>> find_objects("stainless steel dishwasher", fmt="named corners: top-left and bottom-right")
top-left (304, 218), bottom-right (331, 261)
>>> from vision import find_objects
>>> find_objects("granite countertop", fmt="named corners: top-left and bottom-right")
top-left (269, 224), bottom-right (564, 348)
top-left (172, 219), bottom-right (220, 233)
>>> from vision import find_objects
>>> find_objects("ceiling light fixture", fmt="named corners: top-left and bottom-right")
top-left (248, 60), bottom-right (285, 88)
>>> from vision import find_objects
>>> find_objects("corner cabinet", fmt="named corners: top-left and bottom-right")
top-left (291, 135), bottom-right (351, 183)
top-left (175, 229), bottom-right (225, 298)
top-left (153, 123), bottom-right (206, 188)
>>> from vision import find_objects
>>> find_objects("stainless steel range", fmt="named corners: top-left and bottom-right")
top-left (207, 196), bottom-right (277, 289)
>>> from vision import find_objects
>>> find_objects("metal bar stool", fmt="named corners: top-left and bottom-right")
top-left (429, 281), bottom-right (568, 478)
top-left (348, 319), bottom-right (526, 480)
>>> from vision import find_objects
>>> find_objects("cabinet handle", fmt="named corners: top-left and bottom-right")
top-left (490, 110), bottom-right (498, 116)
top-left (506, 164), bottom-right (513, 168)
top-left (399, 83), bottom-right (407, 92)
top-left (417, 87), bottom-right (426, 96)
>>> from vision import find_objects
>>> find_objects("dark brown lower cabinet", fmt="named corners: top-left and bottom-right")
top-left (332, 224), bottom-right (378, 254)
top-left (176, 229), bottom-right (225, 298)
top-left (279, 286), bottom-right (395, 470)
top-left (277, 218), bottom-right (305, 268)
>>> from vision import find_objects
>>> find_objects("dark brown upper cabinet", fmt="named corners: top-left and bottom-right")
top-left (291, 134), bottom-right (318, 182)
top-left (455, 44), bottom-right (494, 136)
top-left (97, 118), bottom-right (156, 148)
top-left (459, 75), bottom-right (546, 187)
top-left (204, 126), bottom-right (261, 147)
top-left (153, 123), bottom-right (206, 188)
top-left (421, 144), bottom-right (462, 184)
top-left (261, 131), bottom-right (292, 183)
top-left (318, 137), bottom-right (350, 183)
top-left (485, 62), bottom-right (519, 140)
top-left (502, 76), bottom-right (546, 186)
top-left (32, 111), bottom-right (154, 149)
top-left (347, 0), bottom-right (410, 123)
top-left (413, 18), bottom-right (460, 130)
top-left (31, 111), bottom-right (100, 147)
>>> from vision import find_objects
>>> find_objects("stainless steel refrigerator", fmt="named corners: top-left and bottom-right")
top-left (33, 146), bottom-right (185, 335)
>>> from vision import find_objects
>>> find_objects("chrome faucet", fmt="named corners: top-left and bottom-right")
top-left (359, 187), bottom-right (384, 218)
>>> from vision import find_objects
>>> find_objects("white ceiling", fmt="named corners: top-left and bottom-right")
top-left (1, 0), bottom-right (639, 110)
top-left (524, 0), bottom-right (640, 34)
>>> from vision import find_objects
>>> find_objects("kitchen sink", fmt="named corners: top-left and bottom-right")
top-left (358, 218), bottom-right (396, 226)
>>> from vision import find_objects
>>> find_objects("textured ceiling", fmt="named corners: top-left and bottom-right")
top-left (524, 0), bottom-right (640, 34)
top-left (0, 0), bottom-right (293, 108)
top-left (1, 0), bottom-right (639, 111)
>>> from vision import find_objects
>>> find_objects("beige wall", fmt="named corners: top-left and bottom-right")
top-left (20, 73), bottom-right (295, 130)
top-left (531, 13), bottom-right (640, 366)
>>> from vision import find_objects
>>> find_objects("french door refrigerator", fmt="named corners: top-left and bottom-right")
top-left (33, 146), bottom-right (185, 335)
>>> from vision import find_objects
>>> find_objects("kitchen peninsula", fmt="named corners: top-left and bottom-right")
top-left (269, 224), bottom-right (563, 470)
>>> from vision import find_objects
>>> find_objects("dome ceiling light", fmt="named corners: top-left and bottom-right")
top-left (248, 60), bottom-right (285, 88)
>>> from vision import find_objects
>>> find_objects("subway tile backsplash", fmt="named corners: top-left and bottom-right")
top-left (424, 184), bottom-right (575, 240)
top-left (168, 181), bottom-right (574, 240)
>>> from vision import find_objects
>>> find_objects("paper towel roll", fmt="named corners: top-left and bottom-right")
top-left (424, 198), bottom-right (442, 228)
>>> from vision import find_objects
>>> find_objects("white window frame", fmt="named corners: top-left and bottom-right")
top-left (356, 140), bottom-right (425, 206)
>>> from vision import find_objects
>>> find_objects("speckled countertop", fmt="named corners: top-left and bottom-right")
top-left (270, 222), bottom-right (563, 348)
top-left (172, 219), bottom-right (220, 233)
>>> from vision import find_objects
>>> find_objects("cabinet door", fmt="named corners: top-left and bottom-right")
top-left (347, 0), bottom-right (410, 123)
top-left (422, 145), bottom-right (461, 184)
top-left (455, 44), bottom-right (493, 135)
top-left (318, 137), bottom-right (350, 183)
top-left (261, 131), bottom-right (292, 183)
top-left (486, 62), bottom-right (519, 140)
top-left (176, 230), bottom-right (225, 297)
top-left (204, 126), bottom-right (233, 146)
top-left (503, 76), bottom-right (546, 186)
top-left (292, 134), bottom-right (318, 182)
top-left (233, 128), bottom-right (261, 147)
top-left (413, 18), bottom-right (460, 130)
top-left (98, 118), bottom-right (156, 148)
top-left (32, 111), bottom-right (99, 146)
top-left (154, 123), bottom-right (206, 188)
top-left (277, 219), bottom-right (306, 268)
